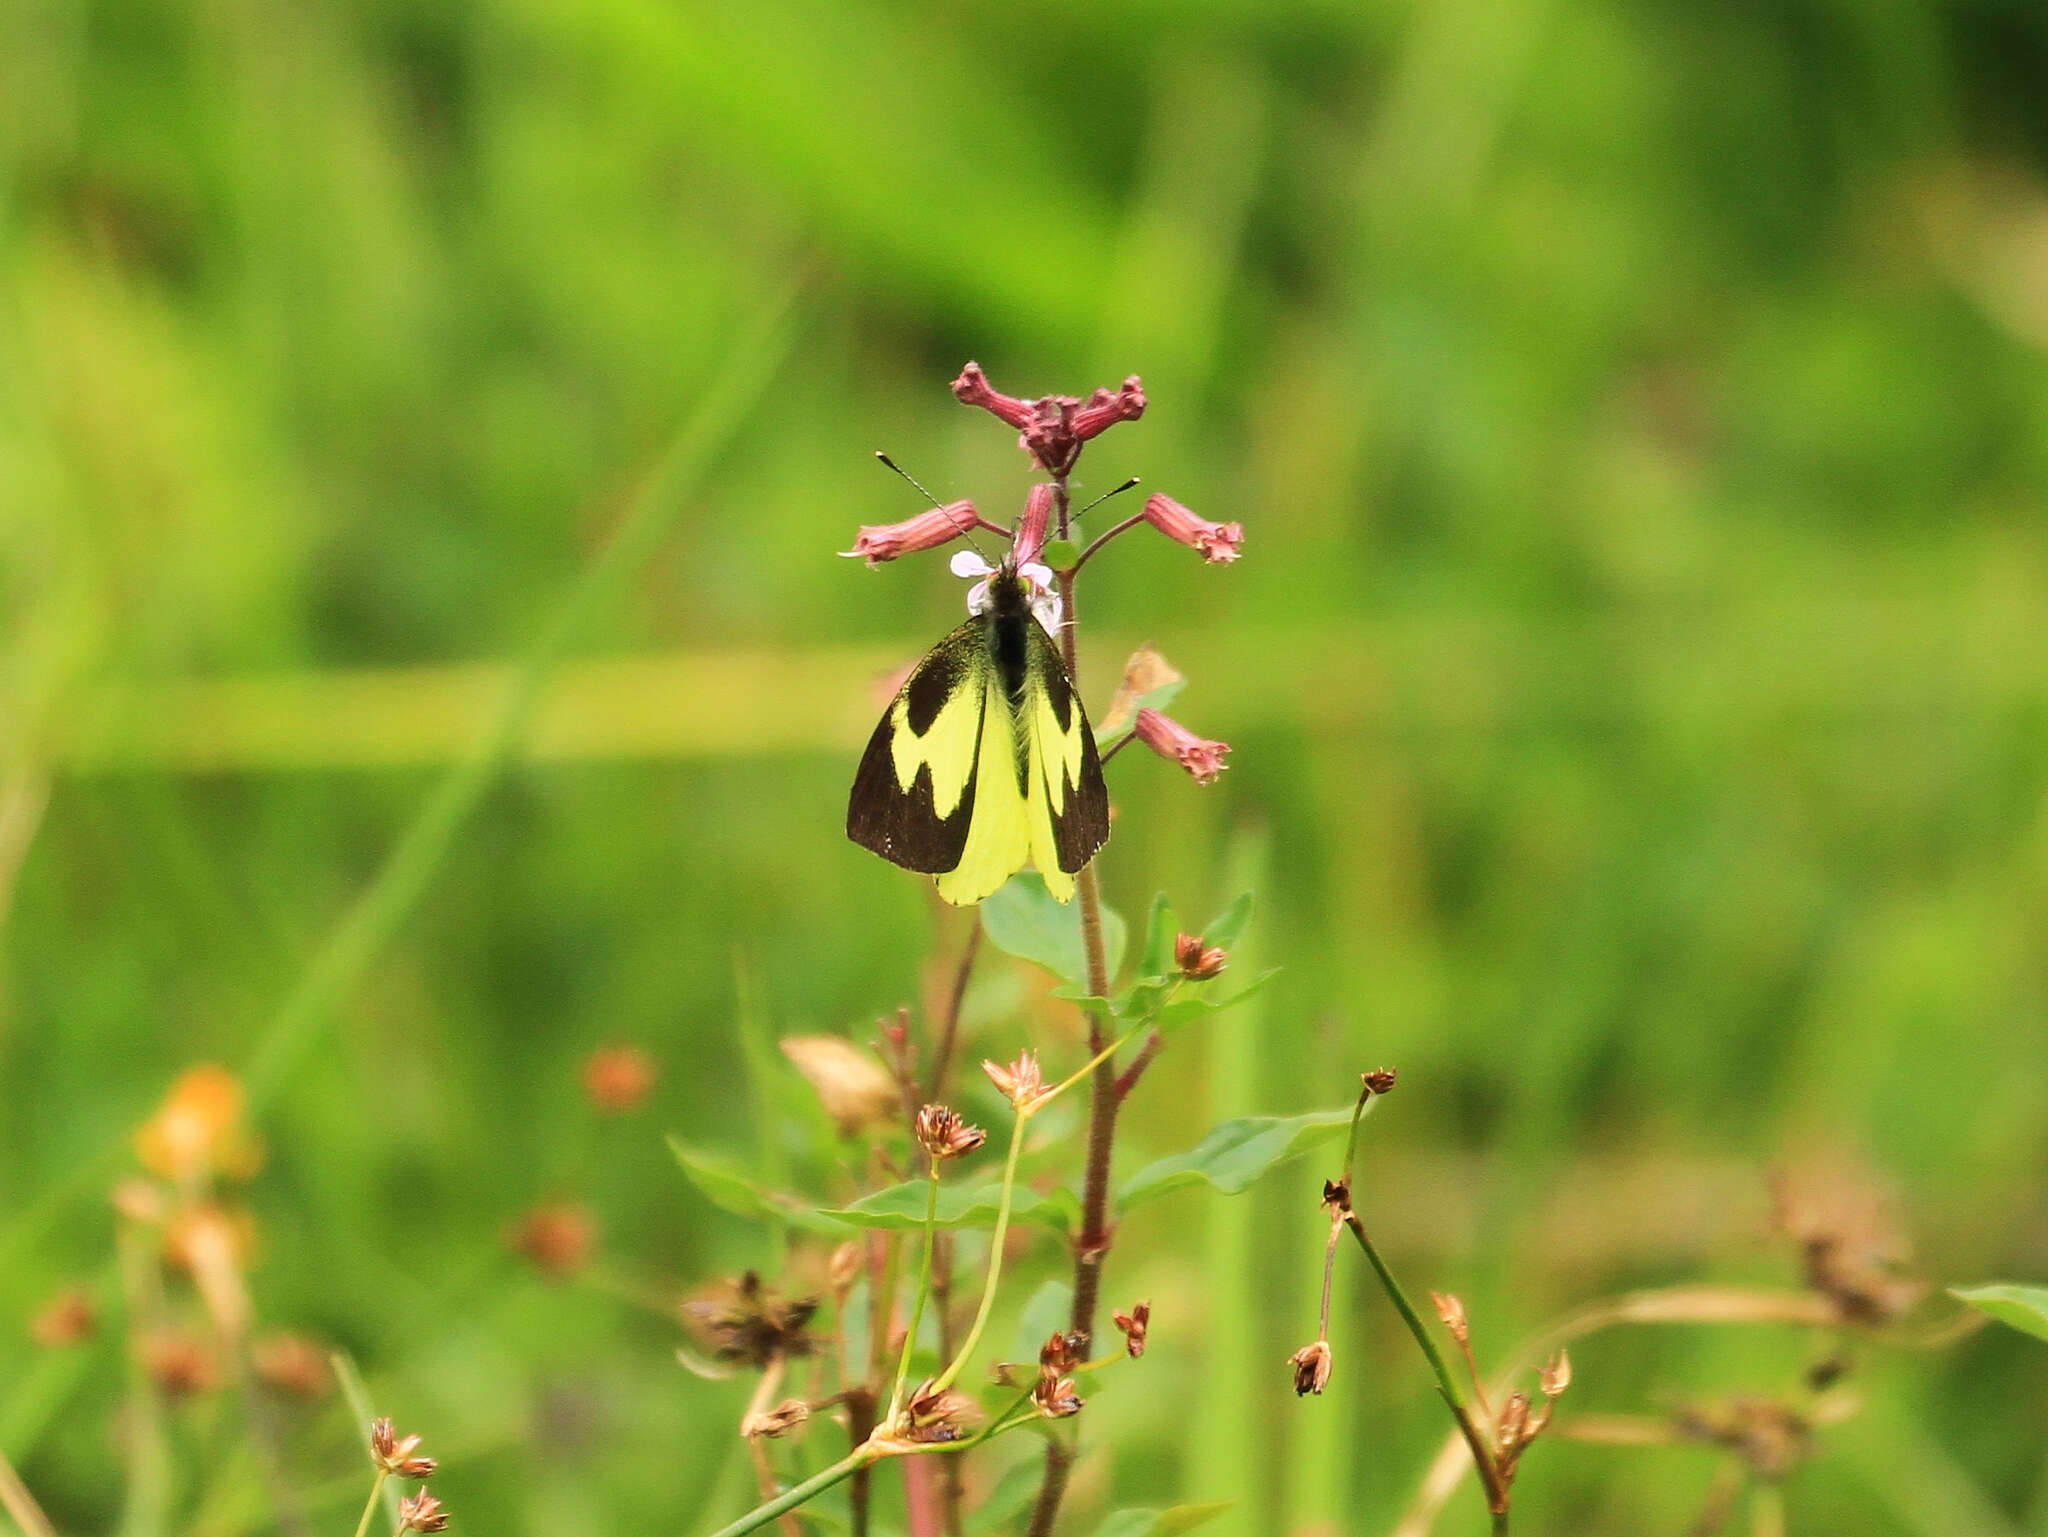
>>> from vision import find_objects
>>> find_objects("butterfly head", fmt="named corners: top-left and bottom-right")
top-left (951, 550), bottom-right (1062, 637)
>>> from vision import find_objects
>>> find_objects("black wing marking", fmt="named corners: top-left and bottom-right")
top-left (847, 616), bottom-right (990, 874)
top-left (1025, 619), bottom-right (1111, 874)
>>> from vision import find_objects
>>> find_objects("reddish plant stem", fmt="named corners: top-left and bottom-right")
top-left (1028, 475), bottom-right (1122, 1537)
top-left (926, 924), bottom-right (981, 1100)
top-left (1112, 1031), bottom-right (1162, 1102)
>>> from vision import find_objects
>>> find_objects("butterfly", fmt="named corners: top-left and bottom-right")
top-left (848, 554), bottom-right (1110, 905)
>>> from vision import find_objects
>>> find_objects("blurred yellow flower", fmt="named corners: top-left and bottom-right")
top-left (135, 1065), bottom-right (265, 1184)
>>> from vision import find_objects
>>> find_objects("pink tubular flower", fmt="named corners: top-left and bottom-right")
top-left (841, 502), bottom-right (978, 566)
top-left (1133, 708), bottom-right (1230, 784)
top-left (950, 362), bottom-right (1035, 430)
top-left (952, 362), bottom-right (1147, 476)
top-left (1013, 483), bottom-right (1054, 567)
top-left (1142, 493), bottom-right (1242, 564)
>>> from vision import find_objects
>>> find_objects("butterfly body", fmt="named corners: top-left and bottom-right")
top-left (848, 562), bottom-right (1110, 905)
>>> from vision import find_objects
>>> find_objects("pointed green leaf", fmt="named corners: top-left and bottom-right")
top-left (1116, 1106), bottom-right (1366, 1209)
top-left (1201, 893), bottom-right (1254, 950)
top-left (981, 872), bottom-right (1126, 986)
top-left (820, 1178), bottom-right (1077, 1232)
top-left (670, 1139), bottom-right (849, 1236)
top-left (1950, 1284), bottom-right (2048, 1342)
top-left (1139, 893), bottom-right (1182, 978)
top-left (1093, 1504), bottom-right (1234, 1537)
top-left (1154, 968), bottom-right (1280, 1033)
top-left (1010, 1278), bottom-right (1076, 1361)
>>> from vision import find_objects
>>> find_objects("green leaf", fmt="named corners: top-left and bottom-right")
top-left (1201, 892), bottom-right (1255, 950)
top-left (1139, 892), bottom-right (1182, 978)
top-left (1093, 1504), bottom-right (1234, 1537)
top-left (981, 872), bottom-right (1126, 986)
top-left (1011, 1278), bottom-right (1076, 1361)
top-left (1949, 1284), bottom-right (2048, 1342)
top-left (820, 1178), bottom-right (1077, 1232)
top-left (1040, 537), bottom-right (1082, 570)
top-left (1154, 968), bottom-right (1279, 1033)
top-left (968, 1458), bottom-right (1048, 1533)
top-left (669, 1139), bottom-right (849, 1236)
top-left (1116, 1106), bottom-right (1365, 1209)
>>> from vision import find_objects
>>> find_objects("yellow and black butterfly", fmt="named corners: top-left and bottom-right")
top-left (848, 554), bottom-right (1110, 905)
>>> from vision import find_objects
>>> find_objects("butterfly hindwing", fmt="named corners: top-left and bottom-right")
top-left (848, 594), bottom-right (1111, 906)
top-left (1020, 616), bottom-right (1110, 897)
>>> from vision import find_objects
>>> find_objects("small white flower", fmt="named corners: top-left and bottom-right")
top-left (950, 552), bottom-right (1062, 637)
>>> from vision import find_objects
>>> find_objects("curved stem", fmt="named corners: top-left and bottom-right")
top-left (886, 1163), bottom-right (942, 1424)
top-left (1067, 510), bottom-right (1149, 576)
top-left (1342, 1212), bottom-right (1510, 1519)
top-left (704, 1450), bottom-right (874, 1537)
top-left (926, 1116), bottom-right (1026, 1395)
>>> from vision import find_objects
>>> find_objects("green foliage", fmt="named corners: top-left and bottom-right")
top-left (1116, 1107), bottom-right (1365, 1209)
top-left (669, 1140), bottom-right (850, 1237)
top-left (1093, 1504), bottom-right (1234, 1537)
top-left (980, 872), bottom-right (1128, 986)
top-left (7, 2), bottom-right (2048, 1532)
top-left (1949, 1284), bottom-right (2048, 1343)
top-left (818, 1179), bottom-right (1078, 1232)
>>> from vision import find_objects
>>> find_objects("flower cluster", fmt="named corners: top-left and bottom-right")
top-left (845, 362), bottom-right (1241, 783)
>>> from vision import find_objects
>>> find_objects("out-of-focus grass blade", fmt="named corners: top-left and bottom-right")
top-left (239, 284), bottom-right (801, 1109)
top-left (1190, 829), bottom-right (1267, 1536)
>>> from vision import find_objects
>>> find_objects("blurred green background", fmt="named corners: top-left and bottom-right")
top-left (5, 0), bottom-right (2048, 1533)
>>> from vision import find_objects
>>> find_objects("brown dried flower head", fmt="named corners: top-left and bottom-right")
top-left (251, 1332), bottom-right (329, 1398)
top-left (1430, 1290), bottom-right (1470, 1344)
top-left (1289, 1339), bottom-right (1333, 1397)
top-left (30, 1287), bottom-right (97, 1348)
top-left (1362, 1066), bottom-right (1399, 1095)
top-left (741, 1398), bottom-right (812, 1439)
top-left (1770, 1162), bottom-right (1924, 1325)
top-left (981, 1050), bottom-right (1046, 1110)
top-left (581, 1044), bottom-right (657, 1113)
top-left (1111, 1300), bottom-right (1151, 1359)
top-left (1539, 1349), bottom-right (1572, 1398)
top-left (682, 1271), bottom-right (819, 1368)
top-left (1677, 1396), bottom-right (1813, 1480)
top-left (507, 1203), bottom-right (595, 1280)
top-left (1496, 1390), bottom-right (1532, 1452)
top-left (370, 1417), bottom-right (438, 1479)
top-left (781, 1035), bottom-right (899, 1136)
top-left (1033, 1371), bottom-right (1084, 1418)
top-left (914, 1103), bottom-right (986, 1162)
top-left (1173, 932), bottom-right (1228, 981)
top-left (1039, 1331), bottom-right (1084, 1374)
top-left (903, 1379), bottom-right (984, 1443)
top-left (398, 1488), bottom-right (450, 1533)
top-left (143, 1330), bottom-right (218, 1398)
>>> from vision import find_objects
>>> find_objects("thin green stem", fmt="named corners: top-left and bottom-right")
top-left (926, 1119), bottom-right (1025, 1394)
top-left (1340, 1082), bottom-right (1372, 1189)
top-left (704, 1450), bottom-right (874, 1537)
top-left (351, 1474), bottom-right (388, 1537)
top-left (1342, 1212), bottom-right (1509, 1522)
top-left (887, 1163), bottom-right (943, 1424)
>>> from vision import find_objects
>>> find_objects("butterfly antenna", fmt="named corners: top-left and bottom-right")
top-left (1075, 476), bottom-right (1141, 519)
top-left (875, 451), bottom-right (995, 564)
